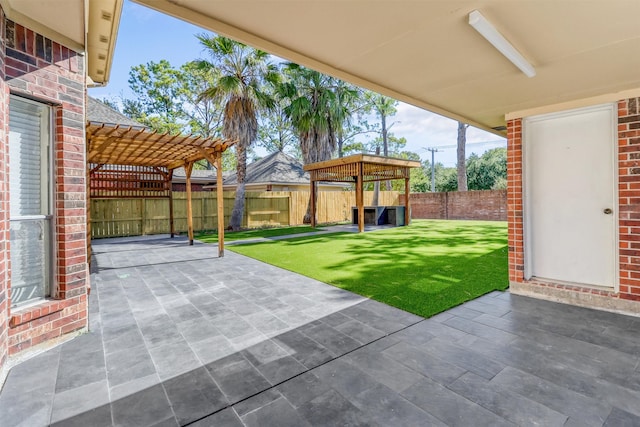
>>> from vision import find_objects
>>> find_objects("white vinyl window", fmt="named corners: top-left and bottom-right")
top-left (9, 96), bottom-right (53, 307)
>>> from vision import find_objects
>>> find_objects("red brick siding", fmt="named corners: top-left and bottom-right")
top-left (400, 190), bottom-right (506, 221)
top-left (3, 17), bottom-right (88, 357)
top-left (618, 98), bottom-right (640, 300)
top-left (0, 8), bottom-right (9, 370)
top-left (507, 119), bottom-right (524, 284)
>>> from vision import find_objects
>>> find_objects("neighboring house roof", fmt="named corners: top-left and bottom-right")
top-left (225, 152), bottom-right (307, 185)
top-left (87, 97), bottom-right (146, 128)
top-left (172, 167), bottom-right (232, 184)
top-left (224, 151), bottom-right (349, 188)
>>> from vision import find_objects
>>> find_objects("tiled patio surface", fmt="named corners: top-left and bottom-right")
top-left (1, 235), bottom-right (640, 426)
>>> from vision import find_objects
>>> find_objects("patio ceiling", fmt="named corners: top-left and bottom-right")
top-left (133, 0), bottom-right (640, 135)
top-left (86, 122), bottom-right (236, 170)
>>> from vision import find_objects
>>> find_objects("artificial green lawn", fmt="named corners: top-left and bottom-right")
top-left (196, 225), bottom-right (325, 243)
top-left (227, 219), bottom-right (508, 318)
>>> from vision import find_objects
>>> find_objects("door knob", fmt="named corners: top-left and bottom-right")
top-left (603, 208), bottom-right (613, 215)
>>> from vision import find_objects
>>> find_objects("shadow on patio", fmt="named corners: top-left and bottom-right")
top-left (1, 235), bottom-right (639, 426)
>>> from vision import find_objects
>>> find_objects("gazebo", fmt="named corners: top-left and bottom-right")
top-left (86, 122), bottom-right (236, 258)
top-left (304, 154), bottom-right (421, 232)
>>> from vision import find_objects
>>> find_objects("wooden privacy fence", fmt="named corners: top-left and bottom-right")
top-left (91, 190), bottom-right (400, 238)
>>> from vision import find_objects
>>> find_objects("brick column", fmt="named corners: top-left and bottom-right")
top-left (507, 118), bottom-right (524, 284)
top-left (617, 98), bottom-right (640, 301)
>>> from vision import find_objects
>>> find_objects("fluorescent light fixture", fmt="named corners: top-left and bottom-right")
top-left (468, 10), bottom-right (536, 78)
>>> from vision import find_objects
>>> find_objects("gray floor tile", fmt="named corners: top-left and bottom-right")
top-left (256, 355), bottom-right (307, 385)
top-left (106, 343), bottom-right (156, 388)
top-left (50, 404), bottom-right (112, 427)
top-left (449, 372), bottom-right (568, 426)
top-left (313, 359), bottom-right (379, 397)
top-left (334, 319), bottom-right (387, 344)
top-left (148, 340), bottom-right (201, 380)
top-left (382, 341), bottom-right (467, 385)
top-left (299, 322), bottom-right (361, 355)
top-left (190, 408), bottom-right (244, 427)
top-left (352, 384), bottom-right (447, 427)
top-left (162, 366), bottom-right (228, 425)
top-left (111, 383), bottom-right (175, 427)
top-left (401, 376), bottom-right (515, 427)
top-left (491, 366), bottom-right (612, 427)
top-left (241, 396), bottom-right (311, 427)
top-left (603, 407), bottom-right (640, 427)
top-left (5, 236), bottom-right (640, 427)
top-left (298, 389), bottom-right (378, 427)
top-left (276, 372), bottom-right (332, 408)
top-left (190, 334), bottom-right (236, 365)
top-left (274, 329), bottom-right (335, 369)
top-left (54, 348), bottom-right (106, 393)
top-left (206, 353), bottom-right (272, 403)
top-left (232, 389), bottom-right (282, 417)
top-left (50, 379), bottom-right (110, 425)
top-left (344, 348), bottom-right (422, 393)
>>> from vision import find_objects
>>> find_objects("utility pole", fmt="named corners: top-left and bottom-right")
top-left (427, 147), bottom-right (440, 192)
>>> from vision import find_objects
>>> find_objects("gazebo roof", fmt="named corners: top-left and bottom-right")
top-left (303, 154), bottom-right (421, 183)
top-left (86, 122), bottom-right (236, 169)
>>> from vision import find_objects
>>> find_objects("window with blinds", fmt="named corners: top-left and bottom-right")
top-left (8, 96), bottom-right (52, 307)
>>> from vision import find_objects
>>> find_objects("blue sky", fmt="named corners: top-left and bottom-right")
top-left (89, 0), bottom-right (505, 167)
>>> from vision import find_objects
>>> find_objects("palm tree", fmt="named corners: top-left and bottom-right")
top-left (197, 35), bottom-right (277, 230)
top-left (278, 64), bottom-right (348, 223)
top-left (368, 93), bottom-right (398, 191)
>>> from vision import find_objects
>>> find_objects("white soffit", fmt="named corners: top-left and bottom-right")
top-left (133, 0), bottom-right (640, 135)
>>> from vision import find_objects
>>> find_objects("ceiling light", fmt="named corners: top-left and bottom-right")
top-left (468, 10), bottom-right (536, 78)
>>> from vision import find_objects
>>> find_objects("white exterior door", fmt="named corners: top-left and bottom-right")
top-left (524, 104), bottom-right (616, 288)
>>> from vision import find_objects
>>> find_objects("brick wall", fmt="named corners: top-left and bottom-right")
top-left (400, 190), bottom-right (507, 221)
top-left (617, 98), bottom-right (640, 301)
top-left (3, 17), bottom-right (88, 357)
top-left (0, 8), bottom-right (8, 372)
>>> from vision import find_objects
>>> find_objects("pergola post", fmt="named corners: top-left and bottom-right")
top-left (356, 162), bottom-right (364, 233)
top-left (185, 161), bottom-right (195, 245)
top-left (168, 169), bottom-right (175, 238)
top-left (404, 176), bottom-right (411, 226)
top-left (310, 179), bottom-right (317, 228)
top-left (216, 154), bottom-right (225, 257)
top-left (86, 160), bottom-right (91, 267)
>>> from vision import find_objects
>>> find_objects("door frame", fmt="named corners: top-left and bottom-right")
top-left (522, 103), bottom-right (618, 291)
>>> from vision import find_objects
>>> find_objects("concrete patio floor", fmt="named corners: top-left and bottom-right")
top-left (1, 234), bottom-right (640, 426)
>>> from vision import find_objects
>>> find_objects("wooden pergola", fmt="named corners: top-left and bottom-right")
top-left (86, 122), bottom-right (236, 257)
top-left (304, 154), bottom-right (421, 232)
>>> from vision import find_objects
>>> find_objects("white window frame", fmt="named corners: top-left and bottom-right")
top-left (8, 95), bottom-right (56, 307)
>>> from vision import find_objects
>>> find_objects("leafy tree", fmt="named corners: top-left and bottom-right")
top-left (123, 60), bottom-right (184, 134)
top-left (197, 34), bottom-right (279, 230)
top-left (258, 96), bottom-right (298, 155)
top-left (466, 147), bottom-right (507, 190)
top-left (121, 59), bottom-right (226, 170)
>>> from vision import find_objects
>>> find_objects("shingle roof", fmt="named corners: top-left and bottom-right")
top-left (87, 97), bottom-right (146, 128)
top-left (225, 151), bottom-right (309, 185)
top-left (172, 167), bottom-right (232, 183)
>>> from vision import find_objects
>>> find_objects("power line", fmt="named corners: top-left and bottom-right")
top-left (425, 147), bottom-right (440, 192)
